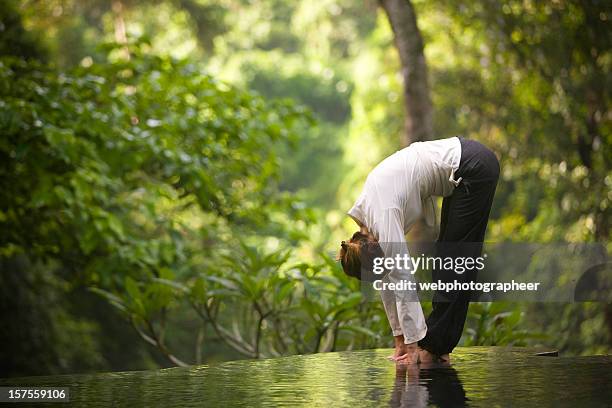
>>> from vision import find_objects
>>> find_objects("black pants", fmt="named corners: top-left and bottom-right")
top-left (418, 137), bottom-right (500, 355)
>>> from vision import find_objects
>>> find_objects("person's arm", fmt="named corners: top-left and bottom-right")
top-left (378, 208), bottom-right (427, 346)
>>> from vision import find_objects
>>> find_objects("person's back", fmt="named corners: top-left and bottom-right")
top-left (350, 136), bottom-right (461, 236)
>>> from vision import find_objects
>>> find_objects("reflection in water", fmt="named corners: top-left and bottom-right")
top-left (1, 347), bottom-right (610, 407)
top-left (391, 363), bottom-right (467, 408)
top-left (390, 364), bottom-right (428, 407)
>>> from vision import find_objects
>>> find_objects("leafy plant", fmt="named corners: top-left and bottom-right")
top-left (464, 302), bottom-right (546, 347)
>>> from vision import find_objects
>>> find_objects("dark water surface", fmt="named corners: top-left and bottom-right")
top-left (2, 347), bottom-right (610, 407)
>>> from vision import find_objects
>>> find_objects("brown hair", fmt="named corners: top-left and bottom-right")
top-left (338, 231), bottom-right (385, 282)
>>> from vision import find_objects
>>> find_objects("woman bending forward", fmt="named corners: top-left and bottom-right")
top-left (338, 136), bottom-right (499, 364)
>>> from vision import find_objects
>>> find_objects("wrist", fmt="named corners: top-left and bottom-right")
top-left (394, 334), bottom-right (405, 347)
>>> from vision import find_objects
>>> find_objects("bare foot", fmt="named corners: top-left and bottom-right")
top-left (439, 353), bottom-right (451, 363)
top-left (417, 347), bottom-right (437, 363)
top-left (416, 348), bottom-right (452, 366)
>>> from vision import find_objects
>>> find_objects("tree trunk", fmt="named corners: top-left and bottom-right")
top-left (379, 0), bottom-right (433, 147)
top-left (111, 0), bottom-right (131, 60)
top-left (380, 0), bottom-right (436, 240)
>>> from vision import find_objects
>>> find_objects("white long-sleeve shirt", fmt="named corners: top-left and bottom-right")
top-left (347, 136), bottom-right (462, 343)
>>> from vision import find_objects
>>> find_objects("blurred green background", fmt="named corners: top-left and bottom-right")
top-left (0, 0), bottom-right (610, 377)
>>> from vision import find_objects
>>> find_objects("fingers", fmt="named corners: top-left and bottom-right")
top-left (388, 353), bottom-right (409, 362)
top-left (393, 352), bottom-right (418, 364)
top-left (392, 353), bottom-right (409, 361)
top-left (388, 348), bottom-right (452, 366)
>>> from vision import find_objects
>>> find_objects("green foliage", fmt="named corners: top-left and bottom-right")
top-left (0, 255), bottom-right (107, 376)
top-left (464, 302), bottom-right (545, 347)
top-left (427, 0), bottom-right (611, 242)
top-left (0, 43), bottom-right (328, 370)
top-left (248, 67), bottom-right (352, 124)
top-left (93, 243), bottom-right (387, 363)
top-left (0, 45), bottom-right (311, 286)
top-left (423, 0), bottom-right (611, 355)
top-left (0, 0), bottom-right (47, 62)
